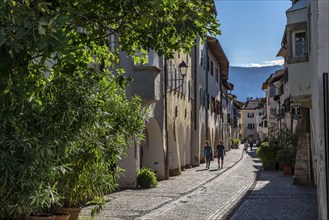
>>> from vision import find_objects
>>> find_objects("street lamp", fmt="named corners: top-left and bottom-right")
top-left (165, 61), bottom-right (188, 93)
top-left (178, 60), bottom-right (188, 76)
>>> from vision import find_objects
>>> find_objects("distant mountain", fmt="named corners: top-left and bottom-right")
top-left (228, 65), bottom-right (283, 102)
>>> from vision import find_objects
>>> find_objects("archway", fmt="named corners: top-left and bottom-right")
top-left (141, 118), bottom-right (165, 180)
top-left (178, 123), bottom-right (185, 170)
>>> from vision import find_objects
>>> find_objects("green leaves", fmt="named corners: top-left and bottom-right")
top-left (0, 0), bottom-right (220, 218)
top-left (38, 21), bottom-right (47, 36)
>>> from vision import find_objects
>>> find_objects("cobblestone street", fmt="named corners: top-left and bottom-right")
top-left (80, 146), bottom-right (317, 220)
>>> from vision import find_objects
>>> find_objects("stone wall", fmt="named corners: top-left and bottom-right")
top-left (293, 108), bottom-right (311, 184)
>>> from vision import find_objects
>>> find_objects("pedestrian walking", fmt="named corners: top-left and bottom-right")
top-left (216, 140), bottom-right (226, 169)
top-left (243, 140), bottom-right (249, 153)
top-left (204, 141), bottom-right (212, 169)
top-left (249, 141), bottom-right (253, 151)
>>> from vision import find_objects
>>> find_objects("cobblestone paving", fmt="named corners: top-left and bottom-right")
top-left (80, 147), bottom-right (318, 220)
top-left (139, 150), bottom-right (259, 220)
top-left (230, 170), bottom-right (318, 220)
top-left (80, 147), bottom-right (247, 219)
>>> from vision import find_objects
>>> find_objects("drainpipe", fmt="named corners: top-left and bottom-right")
top-left (323, 72), bottom-right (329, 217)
top-left (192, 42), bottom-right (198, 166)
top-left (220, 70), bottom-right (223, 141)
top-left (194, 42), bottom-right (197, 131)
top-left (205, 40), bottom-right (209, 139)
top-left (164, 57), bottom-right (169, 179)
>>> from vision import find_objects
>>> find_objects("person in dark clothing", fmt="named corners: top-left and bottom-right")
top-left (204, 141), bottom-right (212, 169)
top-left (216, 140), bottom-right (226, 169)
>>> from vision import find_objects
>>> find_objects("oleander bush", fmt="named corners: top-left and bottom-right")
top-left (276, 146), bottom-right (297, 166)
top-left (256, 142), bottom-right (282, 164)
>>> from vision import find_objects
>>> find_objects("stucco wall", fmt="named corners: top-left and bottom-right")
top-left (309, 0), bottom-right (329, 219)
top-left (288, 62), bottom-right (311, 101)
top-left (166, 52), bottom-right (192, 176)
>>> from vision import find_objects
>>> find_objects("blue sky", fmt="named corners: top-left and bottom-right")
top-left (214, 0), bottom-right (291, 67)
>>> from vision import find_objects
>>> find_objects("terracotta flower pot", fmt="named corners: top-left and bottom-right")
top-left (29, 214), bottom-right (55, 220)
top-left (58, 208), bottom-right (81, 220)
top-left (282, 165), bottom-right (293, 175)
top-left (54, 213), bottom-right (70, 220)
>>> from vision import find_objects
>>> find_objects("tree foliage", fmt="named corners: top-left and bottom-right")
top-left (0, 0), bottom-right (220, 218)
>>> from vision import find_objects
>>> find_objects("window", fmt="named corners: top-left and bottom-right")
top-left (134, 51), bottom-right (149, 66)
top-left (286, 22), bottom-right (308, 63)
top-left (270, 108), bottom-right (277, 115)
top-left (200, 88), bottom-right (206, 106)
top-left (207, 56), bottom-right (210, 71)
top-left (284, 98), bottom-right (291, 112)
top-left (280, 84), bottom-right (284, 95)
top-left (215, 100), bottom-right (220, 114)
top-left (215, 68), bottom-right (219, 82)
top-left (247, 113), bottom-right (254, 118)
top-left (292, 30), bottom-right (307, 58)
top-left (168, 60), bottom-right (173, 88)
top-left (269, 86), bottom-right (277, 97)
top-left (211, 96), bottom-right (215, 112)
top-left (247, 124), bottom-right (255, 130)
top-left (259, 112), bottom-right (262, 116)
top-left (174, 67), bottom-right (178, 89)
top-left (210, 61), bottom-right (214, 75)
top-left (263, 120), bottom-right (268, 128)
top-left (189, 80), bottom-right (195, 100)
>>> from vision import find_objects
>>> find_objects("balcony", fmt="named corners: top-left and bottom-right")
top-left (123, 50), bottom-right (161, 106)
top-left (278, 0), bottom-right (311, 107)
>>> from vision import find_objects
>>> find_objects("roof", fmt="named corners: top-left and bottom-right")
top-left (207, 36), bottom-right (229, 80)
top-left (222, 79), bottom-right (234, 90)
top-left (277, 31), bottom-right (287, 58)
top-left (271, 71), bottom-right (284, 83)
top-left (227, 93), bottom-right (237, 100)
top-left (262, 69), bottom-right (285, 89)
top-left (243, 98), bottom-right (265, 110)
top-left (286, 0), bottom-right (308, 13)
top-left (233, 99), bottom-right (244, 109)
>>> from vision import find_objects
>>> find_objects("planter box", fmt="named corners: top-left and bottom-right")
top-left (282, 165), bottom-right (293, 175)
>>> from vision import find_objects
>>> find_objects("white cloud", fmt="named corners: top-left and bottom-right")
top-left (239, 59), bottom-right (284, 68)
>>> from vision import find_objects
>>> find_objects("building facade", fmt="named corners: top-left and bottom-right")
top-left (240, 98), bottom-right (265, 142)
top-left (118, 36), bottom-right (233, 186)
top-left (277, 0), bottom-right (329, 218)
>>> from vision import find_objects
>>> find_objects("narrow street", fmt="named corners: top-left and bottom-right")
top-left (80, 145), bottom-right (317, 220)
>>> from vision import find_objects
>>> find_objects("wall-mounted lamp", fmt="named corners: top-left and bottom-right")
top-left (178, 61), bottom-right (188, 77)
top-left (166, 61), bottom-right (188, 94)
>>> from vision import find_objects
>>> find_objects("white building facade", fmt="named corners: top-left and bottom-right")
top-left (277, 0), bottom-right (329, 218)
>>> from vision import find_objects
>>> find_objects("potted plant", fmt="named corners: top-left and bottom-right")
top-left (230, 138), bottom-right (240, 149)
top-left (256, 142), bottom-right (281, 170)
top-left (276, 146), bottom-right (296, 175)
top-left (56, 142), bottom-right (118, 220)
top-left (137, 168), bottom-right (158, 188)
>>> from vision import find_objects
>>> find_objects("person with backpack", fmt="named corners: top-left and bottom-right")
top-left (216, 140), bottom-right (226, 169)
top-left (204, 141), bottom-right (212, 169)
